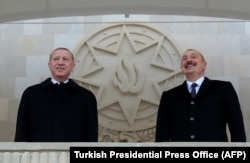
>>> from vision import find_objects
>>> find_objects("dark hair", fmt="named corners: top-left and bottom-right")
top-left (184, 49), bottom-right (206, 62)
top-left (49, 47), bottom-right (74, 61)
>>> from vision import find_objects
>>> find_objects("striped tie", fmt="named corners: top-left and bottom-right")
top-left (191, 83), bottom-right (198, 98)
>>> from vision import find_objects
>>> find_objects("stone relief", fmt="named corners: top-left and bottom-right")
top-left (71, 23), bottom-right (184, 142)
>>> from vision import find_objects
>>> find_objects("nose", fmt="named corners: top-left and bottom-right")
top-left (58, 58), bottom-right (64, 64)
top-left (186, 57), bottom-right (193, 62)
top-left (56, 60), bottom-right (64, 66)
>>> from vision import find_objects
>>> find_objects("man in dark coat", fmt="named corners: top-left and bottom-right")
top-left (14, 47), bottom-right (98, 142)
top-left (155, 49), bottom-right (246, 142)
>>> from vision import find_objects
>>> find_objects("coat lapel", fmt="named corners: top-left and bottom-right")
top-left (196, 77), bottom-right (212, 97)
top-left (180, 81), bottom-right (192, 99)
top-left (179, 77), bottom-right (213, 99)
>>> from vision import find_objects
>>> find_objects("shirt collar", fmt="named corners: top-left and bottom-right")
top-left (51, 78), bottom-right (69, 84)
top-left (187, 76), bottom-right (205, 90)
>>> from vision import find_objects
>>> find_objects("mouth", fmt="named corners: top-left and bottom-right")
top-left (185, 63), bottom-right (196, 68)
top-left (56, 67), bottom-right (65, 71)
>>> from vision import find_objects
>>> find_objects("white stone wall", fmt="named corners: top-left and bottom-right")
top-left (0, 15), bottom-right (249, 142)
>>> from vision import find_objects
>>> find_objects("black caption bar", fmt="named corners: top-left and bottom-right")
top-left (70, 146), bottom-right (249, 162)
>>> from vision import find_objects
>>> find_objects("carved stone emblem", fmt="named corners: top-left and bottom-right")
top-left (71, 23), bottom-right (184, 142)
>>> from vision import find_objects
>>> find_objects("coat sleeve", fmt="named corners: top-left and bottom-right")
top-left (85, 91), bottom-right (99, 142)
top-left (14, 88), bottom-right (30, 142)
top-left (155, 91), bottom-right (171, 142)
top-left (225, 82), bottom-right (246, 142)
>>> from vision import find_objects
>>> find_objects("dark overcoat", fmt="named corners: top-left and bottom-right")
top-left (15, 78), bottom-right (98, 142)
top-left (155, 77), bottom-right (246, 142)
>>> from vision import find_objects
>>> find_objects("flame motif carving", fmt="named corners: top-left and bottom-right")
top-left (113, 57), bottom-right (144, 94)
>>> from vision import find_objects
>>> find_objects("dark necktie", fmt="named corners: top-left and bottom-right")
top-left (191, 83), bottom-right (198, 98)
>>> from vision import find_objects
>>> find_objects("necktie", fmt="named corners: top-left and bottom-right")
top-left (191, 83), bottom-right (198, 98)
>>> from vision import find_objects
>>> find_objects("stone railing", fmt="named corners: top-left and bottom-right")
top-left (0, 143), bottom-right (70, 163)
top-left (0, 142), bottom-right (249, 162)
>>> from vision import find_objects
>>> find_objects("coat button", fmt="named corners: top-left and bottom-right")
top-left (190, 135), bottom-right (195, 139)
top-left (190, 117), bottom-right (195, 121)
top-left (190, 101), bottom-right (195, 105)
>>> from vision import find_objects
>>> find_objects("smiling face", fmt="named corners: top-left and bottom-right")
top-left (48, 48), bottom-right (75, 82)
top-left (181, 49), bottom-right (207, 81)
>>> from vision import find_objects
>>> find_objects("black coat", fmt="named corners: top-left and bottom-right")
top-left (155, 77), bottom-right (246, 142)
top-left (14, 78), bottom-right (98, 142)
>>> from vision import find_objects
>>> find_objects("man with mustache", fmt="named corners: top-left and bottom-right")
top-left (155, 49), bottom-right (246, 142)
top-left (14, 47), bottom-right (98, 142)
